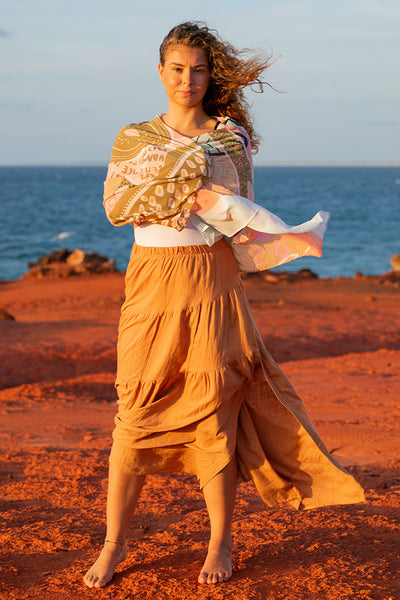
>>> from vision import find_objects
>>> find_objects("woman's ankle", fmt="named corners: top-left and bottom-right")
top-left (104, 538), bottom-right (127, 546)
top-left (208, 532), bottom-right (233, 551)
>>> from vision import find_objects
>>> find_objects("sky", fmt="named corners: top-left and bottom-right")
top-left (1, 0), bottom-right (399, 165)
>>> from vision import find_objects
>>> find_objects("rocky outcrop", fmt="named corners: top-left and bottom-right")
top-left (390, 254), bottom-right (400, 271)
top-left (23, 249), bottom-right (118, 279)
top-left (241, 268), bottom-right (319, 283)
top-left (0, 307), bottom-right (15, 320)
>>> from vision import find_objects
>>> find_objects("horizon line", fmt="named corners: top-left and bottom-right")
top-left (256, 161), bottom-right (400, 167)
top-left (0, 161), bottom-right (400, 168)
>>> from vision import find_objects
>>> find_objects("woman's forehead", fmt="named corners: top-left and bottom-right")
top-left (164, 44), bottom-right (208, 65)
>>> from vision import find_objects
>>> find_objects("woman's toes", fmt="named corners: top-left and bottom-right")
top-left (198, 570), bottom-right (208, 584)
top-left (208, 572), bottom-right (217, 584)
top-left (199, 544), bottom-right (232, 584)
top-left (83, 576), bottom-right (94, 588)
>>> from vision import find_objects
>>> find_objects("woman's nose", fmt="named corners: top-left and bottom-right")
top-left (183, 69), bottom-right (194, 85)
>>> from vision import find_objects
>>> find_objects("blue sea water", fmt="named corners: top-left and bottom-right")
top-left (0, 166), bottom-right (399, 281)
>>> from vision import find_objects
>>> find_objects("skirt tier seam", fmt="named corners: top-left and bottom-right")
top-left (121, 279), bottom-right (243, 321)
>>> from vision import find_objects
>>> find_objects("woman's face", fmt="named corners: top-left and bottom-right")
top-left (158, 45), bottom-right (210, 110)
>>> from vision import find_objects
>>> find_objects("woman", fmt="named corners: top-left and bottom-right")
top-left (84, 22), bottom-right (364, 588)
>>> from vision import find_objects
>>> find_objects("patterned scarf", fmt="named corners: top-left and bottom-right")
top-left (103, 115), bottom-right (250, 230)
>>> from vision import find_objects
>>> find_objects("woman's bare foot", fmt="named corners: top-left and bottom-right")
top-left (198, 542), bottom-right (232, 584)
top-left (83, 540), bottom-right (127, 588)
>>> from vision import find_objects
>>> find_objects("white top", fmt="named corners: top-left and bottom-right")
top-left (134, 214), bottom-right (223, 247)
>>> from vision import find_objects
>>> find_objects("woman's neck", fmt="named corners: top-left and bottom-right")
top-left (161, 106), bottom-right (217, 137)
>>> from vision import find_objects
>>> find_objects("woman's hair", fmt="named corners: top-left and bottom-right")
top-left (159, 22), bottom-right (273, 152)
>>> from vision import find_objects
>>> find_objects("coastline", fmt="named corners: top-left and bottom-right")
top-left (1, 162), bottom-right (400, 168)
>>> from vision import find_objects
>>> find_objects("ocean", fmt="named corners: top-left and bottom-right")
top-left (1, 166), bottom-right (399, 281)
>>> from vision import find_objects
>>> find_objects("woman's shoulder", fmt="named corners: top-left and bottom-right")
top-left (114, 116), bottom-right (174, 145)
top-left (116, 117), bottom-right (157, 136)
top-left (110, 118), bottom-right (162, 161)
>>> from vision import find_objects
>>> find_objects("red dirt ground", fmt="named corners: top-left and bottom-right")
top-left (0, 272), bottom-right (399, 600)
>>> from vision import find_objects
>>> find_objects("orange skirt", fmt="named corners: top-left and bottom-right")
top-left (110, 239), bottom-right (364, 510)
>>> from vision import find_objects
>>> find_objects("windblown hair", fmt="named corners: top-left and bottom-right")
top-left (159, 22), bottom-right (273, 153)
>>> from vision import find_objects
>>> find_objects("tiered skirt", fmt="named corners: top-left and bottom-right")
top-left (110, 239), bottom-right (364, 510)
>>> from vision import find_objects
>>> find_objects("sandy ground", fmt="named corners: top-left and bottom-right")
top-left (0, 271), bottom-right (399, 600)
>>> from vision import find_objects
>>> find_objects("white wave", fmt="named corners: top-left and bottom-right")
top-left (52, 231), bottom-right (74, 240)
